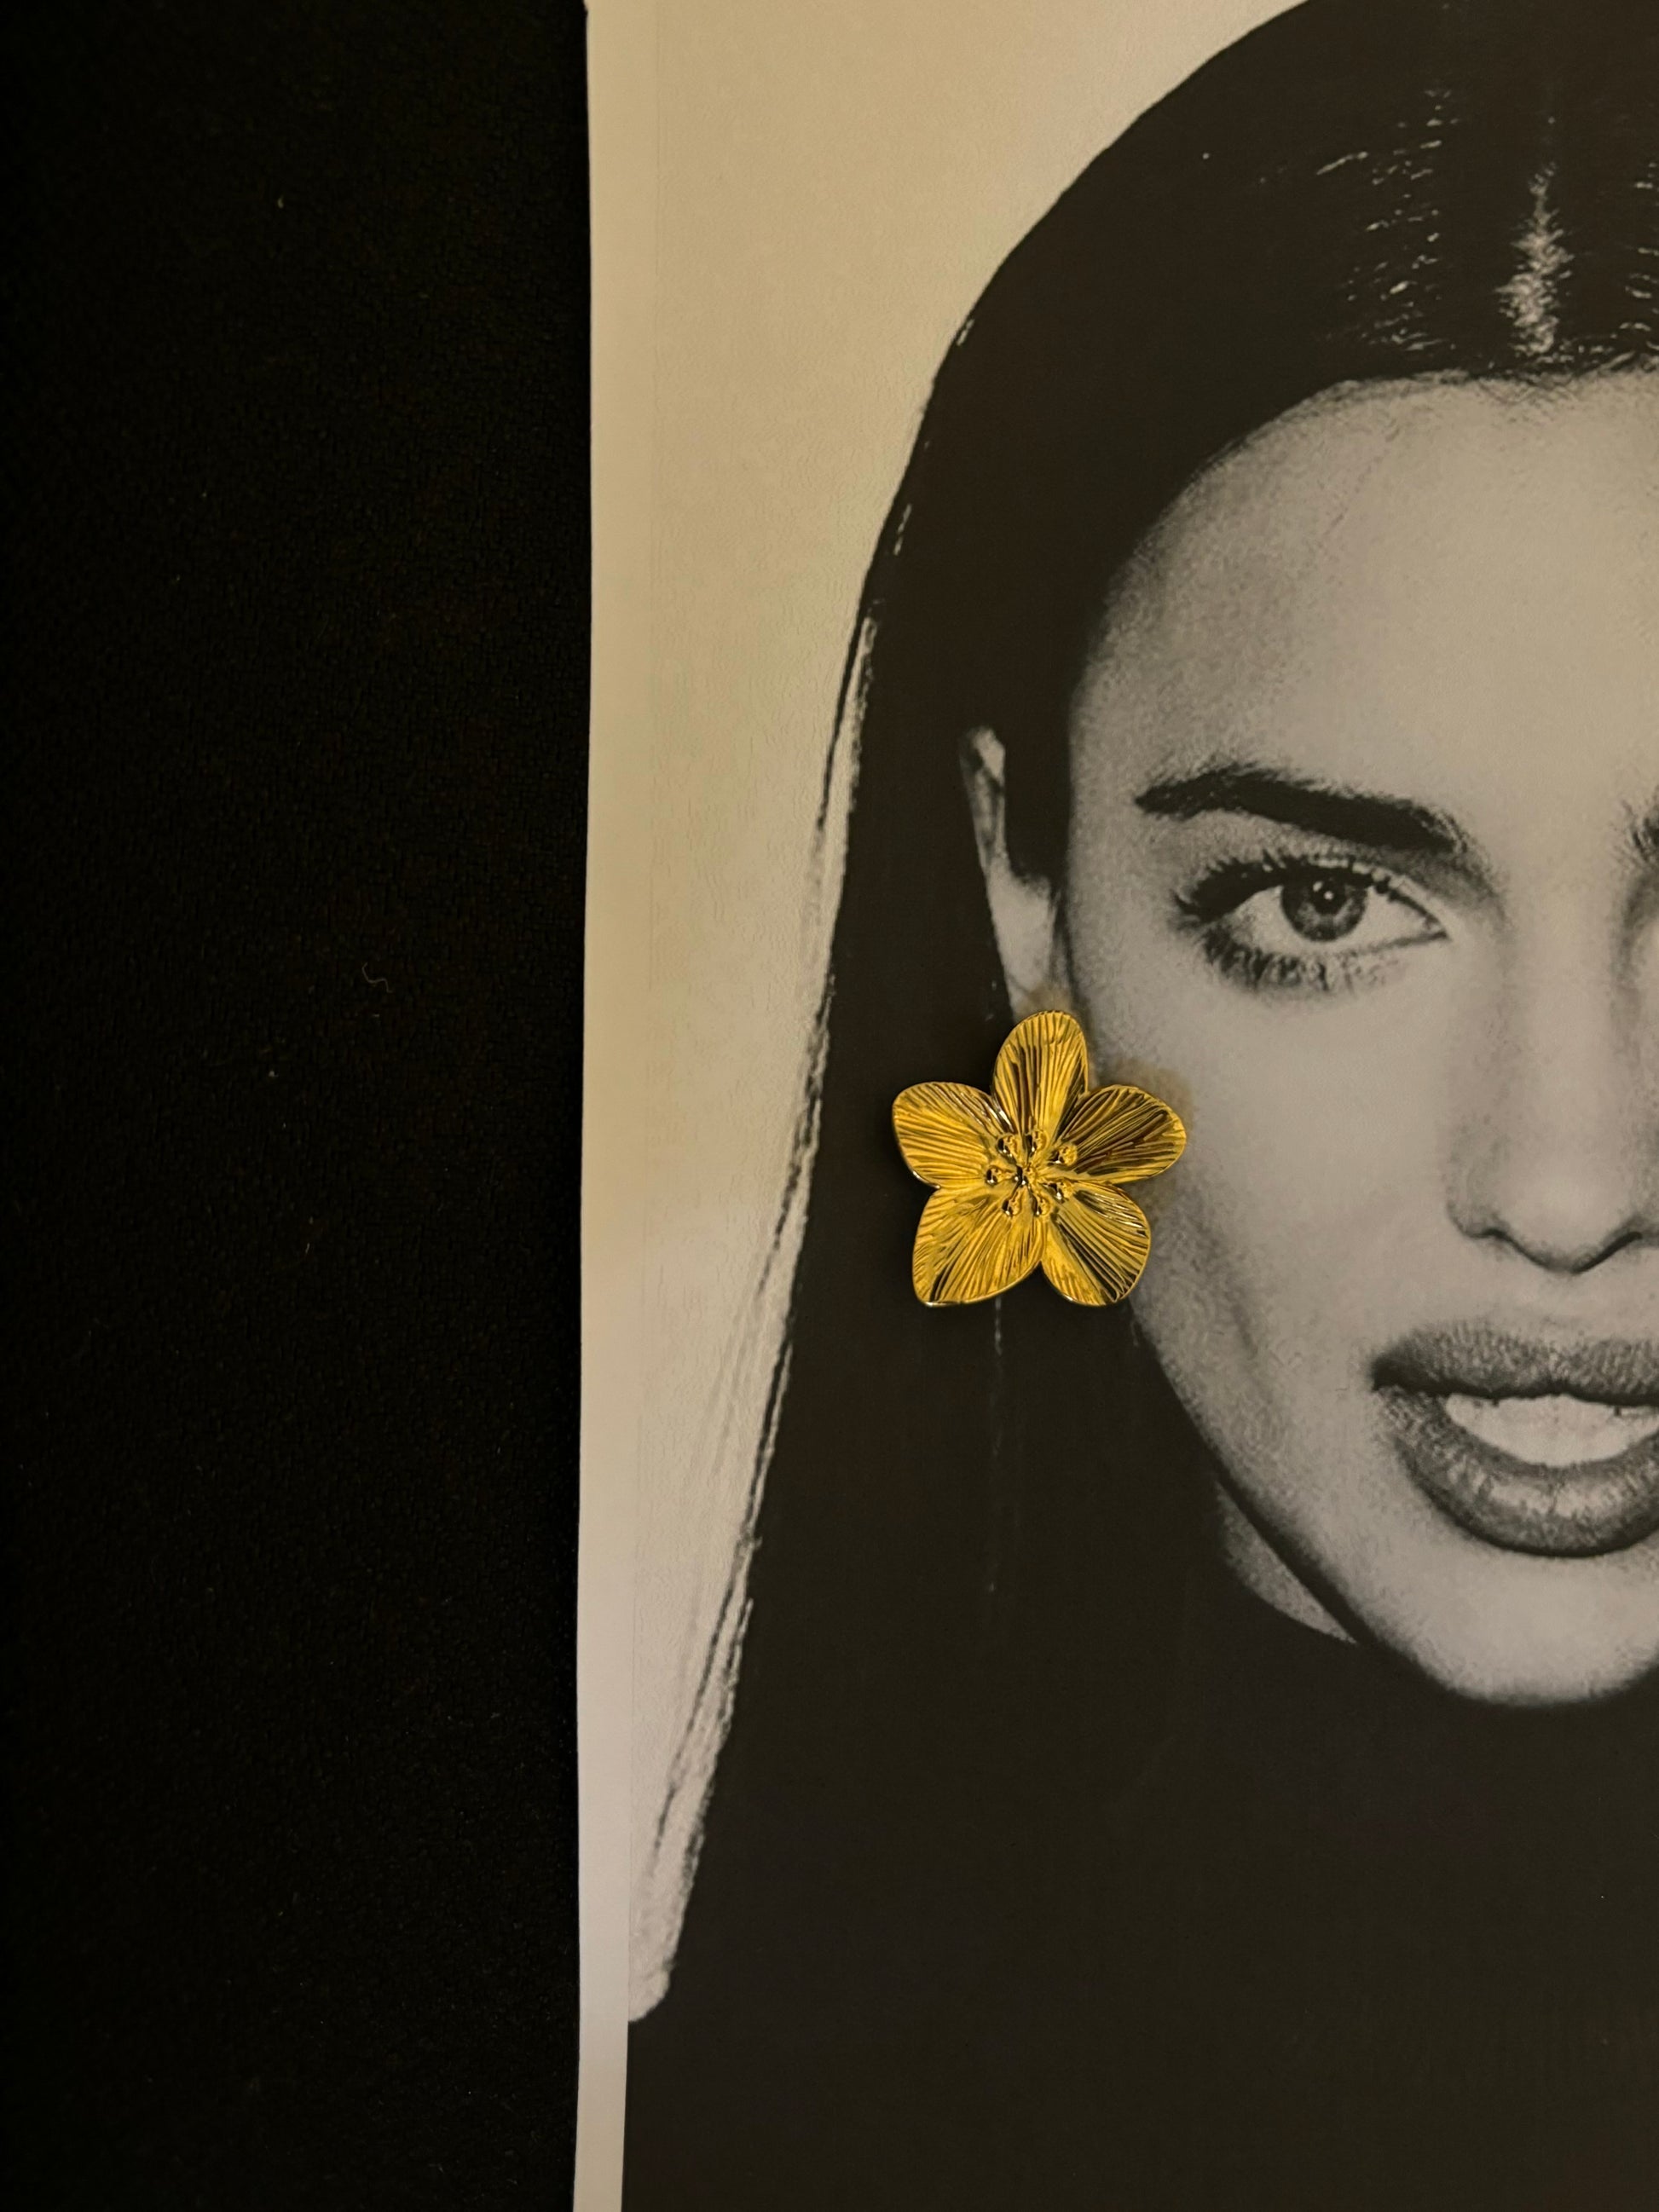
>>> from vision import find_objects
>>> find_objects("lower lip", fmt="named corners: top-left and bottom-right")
top-left (1380, 1391), bottom-right (1659, 1557)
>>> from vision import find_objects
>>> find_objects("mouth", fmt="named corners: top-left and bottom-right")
top-left (1374, 1327), bottom-right (1659, 1558)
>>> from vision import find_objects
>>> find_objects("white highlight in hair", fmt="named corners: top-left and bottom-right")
top-left (1501, 166), bottom-right (1569, 360)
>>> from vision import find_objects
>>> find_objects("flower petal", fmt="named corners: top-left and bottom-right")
top-left (1059, 1085), bottom-right (1186, 1185)
top-left (893, 1082), bottom-right (1009, 1189)
top-left (912, 1187), bottom-right (1043, 1306)
top-left (1040, 1186), bottom-right (1153, 1305)
top-left (991, 1011), bottom-right (1088, 1152)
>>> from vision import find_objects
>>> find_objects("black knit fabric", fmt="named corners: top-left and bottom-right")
top-left (11, 3), bottom-right (587, 2200)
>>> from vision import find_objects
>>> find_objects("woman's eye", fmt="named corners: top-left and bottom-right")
top-left (1227, 869), bottom-right (1438, 956)
top-left (1203, 867), bottom-right (1451, 990)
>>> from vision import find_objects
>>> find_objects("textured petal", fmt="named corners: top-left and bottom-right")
top-left (912, 1187), bottom-right (1043, 1307)
top-left (1059, 1085), bottom-right (1187, 1185)
top-left (991, 1011), bottom-right (1089, 1152)
top-left (893, 1082), bottom-right (1010, 1189)
top-left (1040, 1186), bottom-right (1153, 1305)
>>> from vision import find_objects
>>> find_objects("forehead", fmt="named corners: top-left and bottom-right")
top-left (1073, 374), bottom-right (1659, 823)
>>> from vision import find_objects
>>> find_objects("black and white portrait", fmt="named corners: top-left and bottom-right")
top-left (583, 3), bottom-right (1659, 2203)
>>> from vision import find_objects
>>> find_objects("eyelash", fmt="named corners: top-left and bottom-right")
top-left (1174, 850), bottom-right (1437, 994)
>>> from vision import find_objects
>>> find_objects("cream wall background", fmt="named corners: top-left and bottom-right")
top-left (581, 3), bottom-right (1294, 2201)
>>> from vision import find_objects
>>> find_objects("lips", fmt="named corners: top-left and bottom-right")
top-left (1374, 1326), bottom-right (1659, 1557)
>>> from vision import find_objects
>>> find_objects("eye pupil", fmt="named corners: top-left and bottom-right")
top-left (1281, 872), bottom-right (1367, 943)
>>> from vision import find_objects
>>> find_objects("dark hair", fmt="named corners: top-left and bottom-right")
top-left (647, 0), bottom-right (1659, 2105)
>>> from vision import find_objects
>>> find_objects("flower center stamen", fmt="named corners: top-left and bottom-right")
top-left (987, 1133), bottom-right (1083, 1220)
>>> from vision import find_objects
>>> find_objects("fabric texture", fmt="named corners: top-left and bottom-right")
top-left (11, 3), bottom-right (588, 2199)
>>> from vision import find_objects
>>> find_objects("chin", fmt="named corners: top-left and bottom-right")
top-left (1363, 1539), bottom-right (1659, 1709)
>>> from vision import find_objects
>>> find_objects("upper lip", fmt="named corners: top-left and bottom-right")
top-left (1373, 1325), bottom-right (1659, 1409)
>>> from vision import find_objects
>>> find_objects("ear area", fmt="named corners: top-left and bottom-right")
top-left (961, 727), bottom-right (1065, 1019)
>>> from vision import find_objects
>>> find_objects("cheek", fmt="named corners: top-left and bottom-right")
top-left (1068, 882), bottom-right (1455, 1373)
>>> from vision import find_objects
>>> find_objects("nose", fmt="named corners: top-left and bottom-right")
top-left (1448, 925), bottom-right (1659, 1275)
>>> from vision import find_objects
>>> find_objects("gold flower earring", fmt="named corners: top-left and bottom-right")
top-left (893, 1011), bottom-right (1186, 1307)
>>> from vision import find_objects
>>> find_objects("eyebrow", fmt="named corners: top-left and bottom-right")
top-left (1636, 801), bottom-right (1659, 869)
top-left (1135, 760), bottom-right (1468, 859)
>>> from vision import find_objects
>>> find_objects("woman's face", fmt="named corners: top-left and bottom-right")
top-left (980, 374), bottom-right (1659, 1703)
